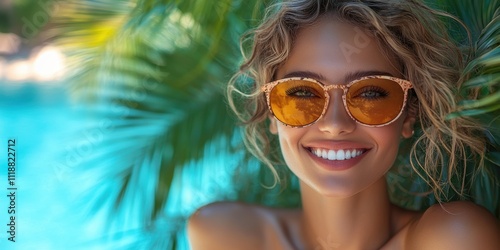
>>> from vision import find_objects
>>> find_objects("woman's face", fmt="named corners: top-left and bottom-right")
top-left (270, 17), bottom-right (415, 197)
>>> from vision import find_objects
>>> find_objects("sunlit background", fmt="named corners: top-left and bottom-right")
top-left (1, 0), bottom-right (499, 249)
top-left (0, 5), bottom-right (91, 249)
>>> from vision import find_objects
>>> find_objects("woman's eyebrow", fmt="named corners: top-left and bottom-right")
top-left (282, 71), bottom-right (327, 81)
top-left (343, 70), bottom-right (394, 82)
top-left (281, 70), bottom-right (395, 83)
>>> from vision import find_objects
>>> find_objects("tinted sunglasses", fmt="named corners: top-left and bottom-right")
top-left (261, 75), bottom-right (413, 127)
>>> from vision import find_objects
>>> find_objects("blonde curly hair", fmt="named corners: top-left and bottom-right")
top-left (227, 0), bottom-right (486, 202)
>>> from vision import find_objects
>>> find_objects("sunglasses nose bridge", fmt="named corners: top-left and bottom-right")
top-left (323, 84), bottom-right (348, 102)
top-left (322, 84), bottom-right (348, 111)
top-left (317, 85), bottom-right (356, 134)
top-left (322, 84), bottom-right (349, 113)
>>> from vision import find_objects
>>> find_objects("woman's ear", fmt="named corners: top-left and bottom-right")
top-left (401, 113), bottom-right (416, 138)
top-left (402, 96), bottom-right (418, 138)
top-left (269, 116), bottom-right (278, 134)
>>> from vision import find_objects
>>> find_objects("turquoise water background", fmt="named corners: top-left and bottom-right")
top-left (0, 81), bottom-right (103, 249)
top-left (0, 80), bottom-right (241, 249)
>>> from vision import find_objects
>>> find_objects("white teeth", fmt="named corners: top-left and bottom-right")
top-left (327, 150), bottom-right (336, 160)
top-left (336, 150), bottom-right (345, 160)
top-left (345, 150), bottom-right (352, 159)
top-left (311, 148), bottom-right (364, 161)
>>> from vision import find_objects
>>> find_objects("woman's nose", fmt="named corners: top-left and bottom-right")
top-left (316, 90), bottom-right (356, 135)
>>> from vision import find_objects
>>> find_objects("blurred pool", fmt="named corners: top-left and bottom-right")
top-left (0, 81), bottom-right (102, 249)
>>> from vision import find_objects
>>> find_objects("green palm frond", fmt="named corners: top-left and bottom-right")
top-left (438, 0), bottom-right (500, 117)
top-left (52, 0), bottom-right (133, 98)
top-left (417, 0), bottom-right (500, 216)
top-left (52, 0), bottom-right (272, 247)
top-left (442, 1), bottom-right (500, 217)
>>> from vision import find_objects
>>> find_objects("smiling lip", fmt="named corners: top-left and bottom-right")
top-left (303, 142), bottom-right (371, 171)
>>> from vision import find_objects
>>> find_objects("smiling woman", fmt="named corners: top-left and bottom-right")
top-left (188, 0), bottom-right (500, 249)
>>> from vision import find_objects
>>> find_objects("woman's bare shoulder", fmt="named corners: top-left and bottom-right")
top-left (187, 201), bottom-right (269, 250)
top-left (406, 201), bottom-right (500, 250)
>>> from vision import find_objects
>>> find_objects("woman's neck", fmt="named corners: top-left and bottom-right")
top-left (300, 178), bottom-right (393, 250)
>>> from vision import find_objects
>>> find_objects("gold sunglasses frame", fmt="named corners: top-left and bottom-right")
top-left (261, 75), bottom-right (414, 128)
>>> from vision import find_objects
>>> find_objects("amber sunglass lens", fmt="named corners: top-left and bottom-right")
top-left (269, 79), bottom-right (326, 126)
top-left (346, 78), bottom-right (405, 125)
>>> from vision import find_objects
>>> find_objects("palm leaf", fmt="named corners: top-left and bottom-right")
top-left (52, 0), bottom-right (272, 248)
top-left (416, 0), bottom-right (500, 216)
top-left (441, 1), bottom-right (500, 117)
